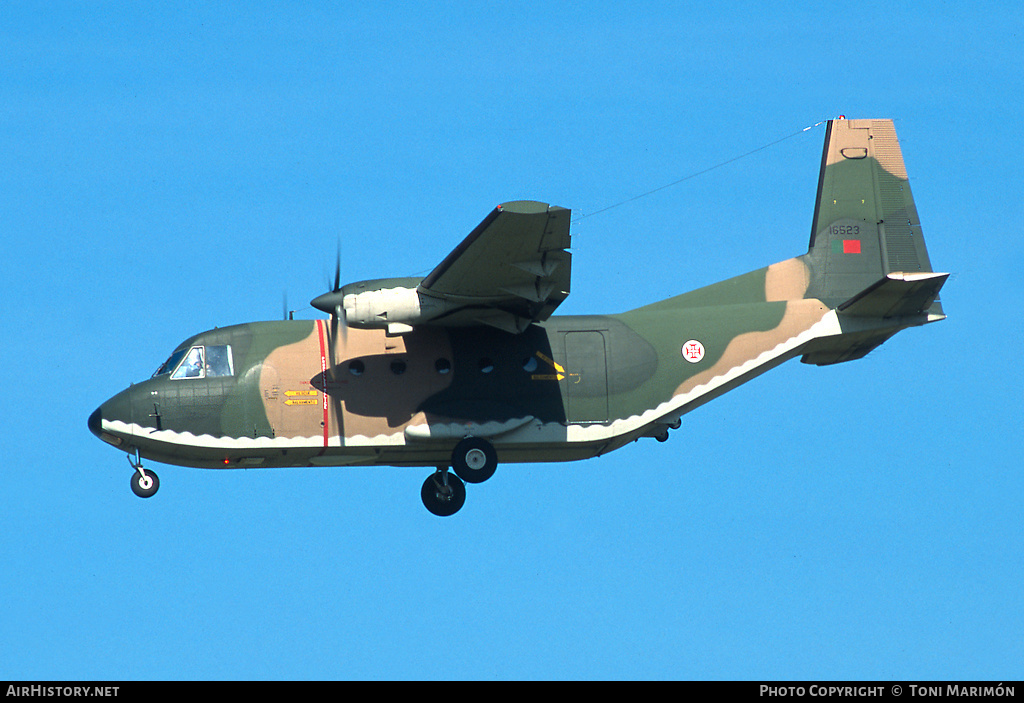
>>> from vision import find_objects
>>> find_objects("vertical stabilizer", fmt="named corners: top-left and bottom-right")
top-left (802, 119), bottom-right (941, 316)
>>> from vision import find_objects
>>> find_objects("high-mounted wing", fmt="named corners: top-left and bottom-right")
top-left (417, 200), bottom-right (571, 333)
top-left (310, 201), bottom-right (571, 335)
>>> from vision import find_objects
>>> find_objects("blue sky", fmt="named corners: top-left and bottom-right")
top-left (2, 2), bottom-right (1022, 680)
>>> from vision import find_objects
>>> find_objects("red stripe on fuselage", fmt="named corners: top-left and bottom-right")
top-left (315, 319), bottom-right (329, 448)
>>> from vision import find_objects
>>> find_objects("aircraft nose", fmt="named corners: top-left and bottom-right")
top-left (88, 406), bottom-right (102, 439)
top-left (88, 390), bottom-right (132, 448)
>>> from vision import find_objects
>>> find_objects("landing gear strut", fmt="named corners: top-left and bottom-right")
top-left (420, 437), bottom-right (498, 516)
top-left (128, 449), bottom-right (159, 498)
top-left (421, 467), bottom-right (466, 517)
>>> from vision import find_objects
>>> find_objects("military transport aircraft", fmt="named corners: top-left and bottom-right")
top-left (89, 118), bottom-right (946, 515)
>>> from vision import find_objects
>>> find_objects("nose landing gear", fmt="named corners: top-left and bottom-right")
top-left (127, 449), bottom-right (160, 498)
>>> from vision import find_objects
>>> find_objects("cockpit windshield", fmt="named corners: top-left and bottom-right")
top-left (153, 348), bottom-right (188, 377)
top-left (153, 345), bottom-right (234, 379)
top-left (172, 347), bottom-right (206, 379)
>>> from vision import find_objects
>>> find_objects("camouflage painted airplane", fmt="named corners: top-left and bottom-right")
top-left (89, 118), bottom-right (946, 515)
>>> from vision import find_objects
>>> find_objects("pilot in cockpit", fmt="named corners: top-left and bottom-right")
top-left (182, 348), bottom-right (204, 377)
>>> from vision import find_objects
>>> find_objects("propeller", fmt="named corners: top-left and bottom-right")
top-left (304, 245), bottom-right (348, 448)
top-left (310, 241), bottom-right (349, 377)
top-left (329, 243), bottom-right (348, 354)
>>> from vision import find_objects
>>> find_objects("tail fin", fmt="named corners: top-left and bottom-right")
top-left (802, 118), bottom-right (943, 316)
top-left (800, 118), bottom-right (947, 365)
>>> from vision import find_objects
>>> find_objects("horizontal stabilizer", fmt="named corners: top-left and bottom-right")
top-left (838, 271), bottom-right (948, 319)
top-left (802, 271), bottom-right (947, 365)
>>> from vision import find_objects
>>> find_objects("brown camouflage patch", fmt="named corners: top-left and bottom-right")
top-left (259, 324), bottom-right (325, 440)
top-left (765, 257), bottom-right (811, 301)
top-left (824, 118), bottom-right (909, 180)
top-left (672, 299), bottom-right (830, 397)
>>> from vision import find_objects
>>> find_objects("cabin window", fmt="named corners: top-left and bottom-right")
top-left (479, 358), bottom-right (494, 374)
top-left (435, 358), bottom-right (451, 374)
top-left (390, 360), bottom-right (407, 375)
top-left (348, 360), bottom-right (365, 376)
top-left (522, 356), bottom-right (539, 373)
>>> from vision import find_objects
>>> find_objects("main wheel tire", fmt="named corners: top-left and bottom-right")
top-left (451, 437), bottom-right (498, 484)
top-left (130, 469), bottom-right (160, 498)
top-left (421, 471), bottom-right (466, 517)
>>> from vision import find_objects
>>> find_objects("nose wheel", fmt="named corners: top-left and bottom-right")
top-left (128, 450), bottom-right (160, 498)
top-left (131, 470), bottom-right (160, 498)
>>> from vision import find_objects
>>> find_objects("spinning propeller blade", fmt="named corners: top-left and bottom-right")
top-left (313, 240), bottom-right (349, 378)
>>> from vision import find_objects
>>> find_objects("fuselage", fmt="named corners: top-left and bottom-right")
top-left (89, 257), bottom-right (850, 472)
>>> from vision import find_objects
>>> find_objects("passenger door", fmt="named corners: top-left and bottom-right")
top-left (562, 331), bottom-right (609, 424)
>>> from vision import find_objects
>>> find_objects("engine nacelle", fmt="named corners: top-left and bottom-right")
top-left (311, 278), bottom-right (450, 334)
top-left (345, 285), bottom-right (446, 332)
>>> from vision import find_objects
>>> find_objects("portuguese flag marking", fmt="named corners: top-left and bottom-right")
top-left (832, 239), bottom-right (862, 254)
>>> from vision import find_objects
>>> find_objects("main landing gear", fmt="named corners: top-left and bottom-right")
top-left (420, 437), bottom-right (499, 516)
top-left (421, 468), bottom-right (466, 517)
top-left (650, 417), bottom-right (682, 443)
top-left (128, 449), bottom-right (159, 498)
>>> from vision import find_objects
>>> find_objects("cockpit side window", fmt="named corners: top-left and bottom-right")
top-left (204, 345), bottom-right (234, 377)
